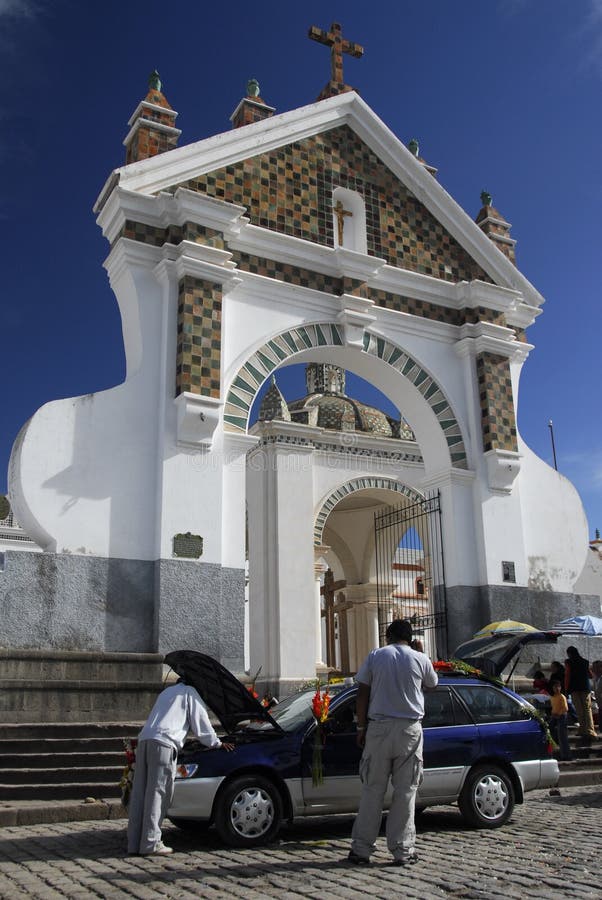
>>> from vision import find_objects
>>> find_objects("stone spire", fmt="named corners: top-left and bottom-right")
top-left (475, 191), bottom-right (516, 264)
top-left (230, 78), bottom-right (276, 129)
top-left (258, 376), bottom-right (291, 422)
top-left (308, 21), bottom-right (364, 100)
top-left (124, 71), bottom-right (181, 164)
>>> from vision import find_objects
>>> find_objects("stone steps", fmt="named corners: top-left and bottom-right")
top-left (0, 721), bottom-right (139, 802)
top-left (0, 650), bottom-right (164, 723)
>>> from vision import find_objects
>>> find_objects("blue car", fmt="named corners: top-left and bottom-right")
top-left (165, 651), bottom-right (559, 847)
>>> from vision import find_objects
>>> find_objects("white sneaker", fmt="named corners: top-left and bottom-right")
top-left (144, 842), bottom-right (173, 856)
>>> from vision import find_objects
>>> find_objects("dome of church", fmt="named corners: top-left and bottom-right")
top-left (258, 364), bottom-right (415, 440)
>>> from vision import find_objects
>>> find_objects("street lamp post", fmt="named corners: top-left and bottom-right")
top-left (548, 419), bottom-right (558, 471)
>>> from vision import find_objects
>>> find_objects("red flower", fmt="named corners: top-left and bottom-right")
top-left (312, 686), bottom-right (330, 723)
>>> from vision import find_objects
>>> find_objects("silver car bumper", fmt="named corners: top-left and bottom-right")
top-left (512, 758), bottom-right (559, 793)
top-left (168, 776), bottom-right (225, 821)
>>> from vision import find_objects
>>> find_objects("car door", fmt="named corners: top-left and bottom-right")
top-left (419, 685), bottom-right (480, 804)
top-left (452, 683), bottom-right (543, 765)
top-left (300, 696), bottom-right (362, 812)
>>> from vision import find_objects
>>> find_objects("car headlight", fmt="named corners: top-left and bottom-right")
top-left (176, 764), bottom-right (199, 779)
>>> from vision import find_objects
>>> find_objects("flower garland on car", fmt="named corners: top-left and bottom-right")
top-left (311, 682), bottom-right (331, 787)
top-left (119, 738), bottom-right (137, 809)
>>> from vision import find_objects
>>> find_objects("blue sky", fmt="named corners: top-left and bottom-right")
top-left (1, 0), bottom-right (601, 538)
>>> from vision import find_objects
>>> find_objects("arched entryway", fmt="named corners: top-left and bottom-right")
top-left (313, 478), bottom-right (444, 675)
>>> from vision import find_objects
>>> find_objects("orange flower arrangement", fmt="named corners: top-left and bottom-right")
top-left (311, 682), bottom-right (330, 786)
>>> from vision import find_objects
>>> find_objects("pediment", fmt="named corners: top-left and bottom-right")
top-left (97, 91), bottom-right (543, 307)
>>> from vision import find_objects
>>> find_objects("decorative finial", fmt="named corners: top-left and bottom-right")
top-left (408, 138), bottom-right (419, 157)
top-left (480, 190), bottom-right (492, 207)
top-left (596, 528), bottom-right (600, 540)
top-left (148, 70), bottom-right (162, 92)
top-left (247, 78), bottom-right (260, 98)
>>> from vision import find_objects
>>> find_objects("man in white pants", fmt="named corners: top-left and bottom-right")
top-left (127, 680), bottom-right (234, 856)
top-left (348, 619), bottom-right (437, 867)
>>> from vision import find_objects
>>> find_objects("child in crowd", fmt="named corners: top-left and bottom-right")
top-left (549, 680), bottom-right (571, 761)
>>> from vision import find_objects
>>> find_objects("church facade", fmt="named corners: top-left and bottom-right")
top-left (3, 25), bottom-right (596, 691)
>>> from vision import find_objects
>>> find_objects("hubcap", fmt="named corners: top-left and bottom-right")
top-left (230, 787), bottom-right (275, 838)
top-left (473, 774), bottom-right (509, 820)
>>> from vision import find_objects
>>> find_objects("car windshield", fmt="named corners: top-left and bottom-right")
top-left (266, 684), bottom-right (350, 733)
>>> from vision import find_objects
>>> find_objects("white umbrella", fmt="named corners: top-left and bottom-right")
top-left (552, 615), bottom-right (602, 636)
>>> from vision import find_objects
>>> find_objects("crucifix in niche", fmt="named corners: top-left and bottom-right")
top-left (321, 567), bottom-right (346, 668)
top-left (334, 199), bottom-right (353, 246)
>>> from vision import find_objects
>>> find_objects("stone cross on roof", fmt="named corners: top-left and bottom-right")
top-left (308, 21), bottom-right (364, 99)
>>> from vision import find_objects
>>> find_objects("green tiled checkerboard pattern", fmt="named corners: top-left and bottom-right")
top-left (176, 276), bottom-right (222, 398)
top-left (476, 352), bottom-right (518, 452)
top-left (166, 125), bottom-right (491, 284)
top-left (314, 477), bottom-right (423, 545)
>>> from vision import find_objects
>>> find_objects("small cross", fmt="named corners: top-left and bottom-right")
top-left (308, 21), bottom-right (364, 85)
top-left (333, 199), bottom-right (353, 245)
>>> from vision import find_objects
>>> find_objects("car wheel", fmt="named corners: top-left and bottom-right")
top-left (458, 765), bottom-right (515, 828)
top-left (214, 775), bottom-right (283, 847)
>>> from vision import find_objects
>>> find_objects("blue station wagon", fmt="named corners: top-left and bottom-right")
top-left (165, 651), bottom-right (559, 847)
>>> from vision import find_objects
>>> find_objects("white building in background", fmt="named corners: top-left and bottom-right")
top-left (1, 31), bottom-right (598, 691)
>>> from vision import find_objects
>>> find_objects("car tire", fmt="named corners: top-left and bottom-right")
top-left (458, 764), bottom-right (515, 828)
top-left (214, 775), bottom-right (283, 847)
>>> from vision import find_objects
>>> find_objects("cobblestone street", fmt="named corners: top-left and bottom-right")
top-left (0, 786), bottom-right (600, 899)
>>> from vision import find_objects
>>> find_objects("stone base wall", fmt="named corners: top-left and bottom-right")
top-left (0, 551), bottom-right (245, 671)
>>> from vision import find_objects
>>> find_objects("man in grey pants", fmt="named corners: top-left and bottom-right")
top-left (348, 619), bottom-right (437, 867)
top-left (127, 680), bottom-right (234, 856)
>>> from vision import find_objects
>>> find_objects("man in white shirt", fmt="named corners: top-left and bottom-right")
top-left (348, 619), bottom-right (438, 867)
top-left (127, 680), bottom-right (234, 856)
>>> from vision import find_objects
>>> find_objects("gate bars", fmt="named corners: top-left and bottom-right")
top-left (374, 491), bottom-right (448, 659)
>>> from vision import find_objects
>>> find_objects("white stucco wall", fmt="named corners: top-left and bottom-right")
top-left (518, 437), bottom-right (589, 592)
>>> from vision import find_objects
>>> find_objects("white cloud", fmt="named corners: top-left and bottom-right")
top-left (579, 0), bottom-right (602, 77)
top-left (0, 0), bottom-right (42, 16)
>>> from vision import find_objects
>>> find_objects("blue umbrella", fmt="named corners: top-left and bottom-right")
top-left (552, 615), bottom-right (602, 636)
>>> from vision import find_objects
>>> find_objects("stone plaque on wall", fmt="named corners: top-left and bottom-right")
top-left (173, 532), bottom-right (204, 559)
top-left (502, 561), bottom-right (516, 583)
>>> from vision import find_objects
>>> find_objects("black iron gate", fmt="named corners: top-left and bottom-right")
top-left (374, 491), bottom-right (447, 658)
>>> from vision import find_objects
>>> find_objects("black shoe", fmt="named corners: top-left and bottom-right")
top-left (347, 851), bottom-right (370, 866)
top-left (392, 854), bottom-right (419, 867)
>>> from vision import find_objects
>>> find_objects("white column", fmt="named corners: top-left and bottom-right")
top-left (314, 546), bottom-right (330, 670)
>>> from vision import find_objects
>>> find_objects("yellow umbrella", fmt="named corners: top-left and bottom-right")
top-left (473, 620), bottom-right (539, 638)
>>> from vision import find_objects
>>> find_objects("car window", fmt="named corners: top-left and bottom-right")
top-left (453, 685), bottom-right (525, 724)
top-left (327, 698), bottom-right (357, 733)
top-left (423, 687), bottom-right (472, 728)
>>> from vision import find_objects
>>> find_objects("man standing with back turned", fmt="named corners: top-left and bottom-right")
top-left (348, 618), bottom-right (438, 867)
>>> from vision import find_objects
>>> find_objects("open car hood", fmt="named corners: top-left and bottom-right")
top-left (164, 650), bottom-right (283, 734)
top-left (452, 631), bottom-right (560, 678)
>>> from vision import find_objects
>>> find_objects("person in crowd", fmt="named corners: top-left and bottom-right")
top-left (592, 660), bottom-right (602, 736)
top-left (532, 670), bottom-right (550, 693)
top-left (549, 680), bottom-right (571, 761)
top-left (348, 618), bottom-right (438, 867)
top-left (547, 661), bottom-right (565, 693)
top-left (565, 646), bottom-right (596, 740)
top-left (127, 678), bottom-right (234, 856)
